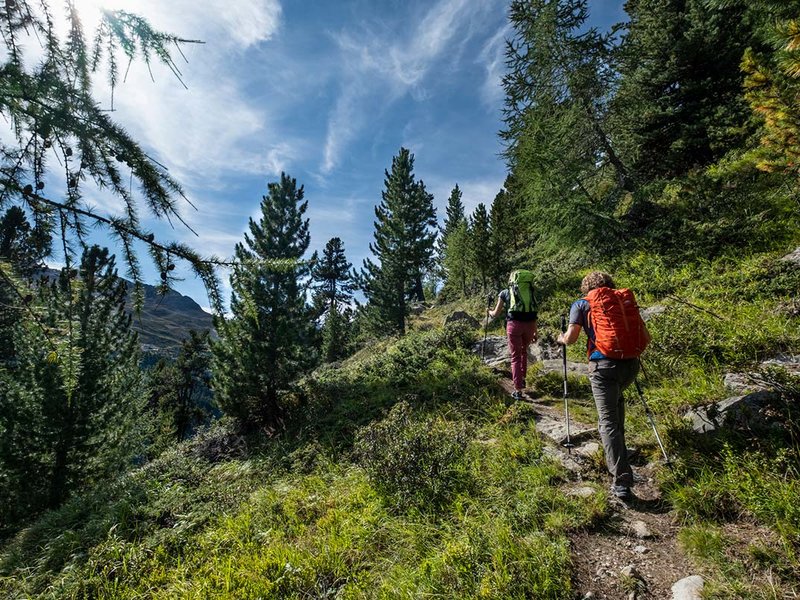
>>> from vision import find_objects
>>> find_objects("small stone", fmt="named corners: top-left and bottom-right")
top-left (576, 441), bottom-right (601, 458)
top-left (582, 593), bottom-right (596, 600)
top-left (630, 520), bottom-right (652, 539)
top-left (634, 545), bottom-right (648, 554)
top-left (620, 565), bottom-right (640, 579)
top-left (567, 485), bottom-right (596, 498)
top-left (672, 575), bottom-right (704, 600)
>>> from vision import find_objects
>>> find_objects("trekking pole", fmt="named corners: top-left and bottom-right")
top-left (633, 377), bottom-right (672, 469)
top-left (561, 315), bottom-right (574, 453)
top-left (481, 292), bottom-right (493, 361)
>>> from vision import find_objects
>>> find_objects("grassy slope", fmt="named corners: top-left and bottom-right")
top-left (1, 245), bottom-right (799, 599)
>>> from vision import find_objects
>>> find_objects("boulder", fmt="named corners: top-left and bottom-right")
top-left (671, 576), bottom-right (704, 600)
top-left (780, 247), bottom-right (800, 265)
top-left (474, 334), bottom-right (538, 368)
top-left (629, 520), bottom-right (653, 539)
top-left (444, 310), bottom-right (480, 329)
top-left (684, 391), bottom-right (780, 434)
top-left (724, 354), bottom-right (800, 393)
top-left (539, 358), bottom-right (590, 377)
top-left (640, 304), bottom-right (666, 322)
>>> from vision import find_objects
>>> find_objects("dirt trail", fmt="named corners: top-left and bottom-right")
top-left (497, 374), bottom-right (692, 599)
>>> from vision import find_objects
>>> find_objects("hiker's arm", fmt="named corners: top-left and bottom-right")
top-left (488, 297), bottom-right (504, 319)
top-left (557, 324), bottom-right (581, 346)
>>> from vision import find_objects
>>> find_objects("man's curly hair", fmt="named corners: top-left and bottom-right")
top-left (581, 271), bottom-right (616, 295)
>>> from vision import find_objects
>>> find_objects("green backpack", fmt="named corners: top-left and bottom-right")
top-left (508, 270), bottom-right (538, 315)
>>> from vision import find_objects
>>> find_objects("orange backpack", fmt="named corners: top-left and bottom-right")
top-left (585, 287), bottom-right (649, 359)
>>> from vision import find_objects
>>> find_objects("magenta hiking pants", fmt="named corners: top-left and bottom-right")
top-left (507, 320), bottom-right (537, 390)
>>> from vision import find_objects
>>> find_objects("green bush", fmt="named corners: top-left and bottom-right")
top-left (355, 402), bottom-right (473, 511)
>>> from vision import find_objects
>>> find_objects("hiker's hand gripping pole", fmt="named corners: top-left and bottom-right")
top-left (561, 315), bottom-right (574, 453)
top-left (633, 375), bottom-right (672, 469)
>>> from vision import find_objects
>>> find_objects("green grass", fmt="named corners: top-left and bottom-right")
top-left (0, 326), bottom-right (607, 600)
top-left (2, 243), bottom-right (799, 598)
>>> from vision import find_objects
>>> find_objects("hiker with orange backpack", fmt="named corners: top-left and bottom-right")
top-left (488, 270), bottom-right (538, 401)
top-left (557, 271), bottom-right (651, 500)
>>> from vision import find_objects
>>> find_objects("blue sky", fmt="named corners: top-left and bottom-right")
top-left (56, 0), bottom-right (627, 310)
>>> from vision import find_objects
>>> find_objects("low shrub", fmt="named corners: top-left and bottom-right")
top-left (355, 402), bottom-right (473, 511)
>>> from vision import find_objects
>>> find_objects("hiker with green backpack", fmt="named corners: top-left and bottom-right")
top-left (557, 271), bottom-right (651, 500)
top-left (488, 270), bottom-right (538, 401)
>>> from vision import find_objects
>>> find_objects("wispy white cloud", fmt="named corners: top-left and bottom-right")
top-left (321, 0), bottom-right (497, 174)
top-left (479, 23), bottom-right (510, 109)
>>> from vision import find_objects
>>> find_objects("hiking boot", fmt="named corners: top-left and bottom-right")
top-left (511, 390), bottom-right (524, 401)
top-left (611, 484), bottom-right (632, 499)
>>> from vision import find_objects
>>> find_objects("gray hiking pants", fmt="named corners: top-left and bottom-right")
top-left (588, 358), bottom-right (640, 488)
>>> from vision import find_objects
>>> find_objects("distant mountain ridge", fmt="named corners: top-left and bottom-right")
top-left (41, 268), bottom-right (214, 355)
top-left (127, 281), bottom-right (215, 354)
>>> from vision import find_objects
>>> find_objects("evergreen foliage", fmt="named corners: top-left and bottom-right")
top-left (310, 237), bottom-right (354, 317)
top-left (148, 331), bottom-right (213, 449)
top-left (734, 0), bottom-right (800, 177)
top-left (310, 237), bottom-right (355, 363)
top-left (612, 0), bottom-right (755, 179)
top-left (0, 1), bottom-right (223, 310)
top-left (0, 246), bottom-right (144, 526)
top-left (438, 185), bottom-right (469, 298)
top-left (468, 203), bottom-right (493, 293)
top-left (212, 173), bottom-right (314, 428)
top-left (360, 148), bottom-right (437, 335)
top-left (502, 0), bottom-right (629, 254)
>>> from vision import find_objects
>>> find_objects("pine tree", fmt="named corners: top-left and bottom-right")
top-left (360, 148), bottom-right (436, 335)
top-left (310, 237), bottom-right (355, 363)
top-left (437, 185), bottom-right (467, 295)
top-left (441, 185), bottom-right (466, 242)
top-left (212, 173), bottom-right (314, 428)
top-left (148, 330), bottom-right (212, 448)
top-left (407, 179), bottom-right (438, 302)
top-left (441, 220), bottom-right (470, 297)
top-left (311, 237), bottom-right (354, 317)
top-left (612, 0), bottom-right (755, 179)
top-left (0, 246), bottom-right (144, 520)
top-left (732, 0), bottom-right (800, 177)
top-left (502, 0), bottom-right (630, 250)
top-left (0, 206), bottom-right (51, 365)
top-left (0, 2), bottom-right (222, 310)
top-left (469, 204), bottom-right (493, 293)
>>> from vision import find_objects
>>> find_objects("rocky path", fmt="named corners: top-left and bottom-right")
top-left (486, 350), bottom-right (701, 599)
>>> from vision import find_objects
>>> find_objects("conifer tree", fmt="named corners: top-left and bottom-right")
top-left (502, 0), bottom-right (630, 250)
top-left (311, 237), bottom-right (355, 363)
top-left (469, 203), bottom-right (492, 293)
top-left (439, 185), bottom-right (470, 297)
top-left (360, 148), bottom-right (436, 335)
top-left (311, 237), bottom-right (354, 316)
top-left (441, 220), bottom-right (471, 297)
top-left (0, 246), bottom-right (144, 520)
top-left (148, 330), bottom-right (212, 447)
top-left (0, 2), bottom-right (222, 310)
top-left (441, 185), bottom-right (466, 242)
top-left (612, 0), bottom-right (754, 178)
top-left (212, 173), bottom-right (314, 427)
top-left (732, 0), bottom-right (800, 177)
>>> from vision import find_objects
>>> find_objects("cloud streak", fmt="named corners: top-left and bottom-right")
top-left (321, 0), bottom-right (498, 174)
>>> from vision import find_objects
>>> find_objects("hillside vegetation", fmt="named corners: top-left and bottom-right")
top-left (1, 242), bottom-right (799, 598)
top-left (2, 0), bottom-right (800, 598)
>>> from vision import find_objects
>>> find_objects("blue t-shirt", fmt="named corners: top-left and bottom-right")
top-left (569, 299), bottom-right (605, 360)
